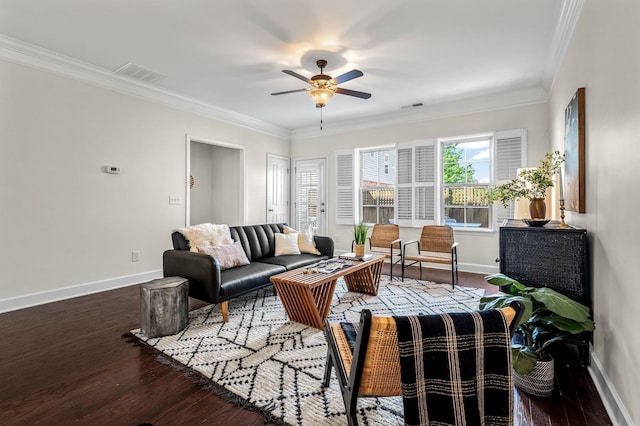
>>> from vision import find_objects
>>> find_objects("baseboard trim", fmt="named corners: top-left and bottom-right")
top-left (589, 350), bottom-right (634, 426)
top-left (458, 263), bottom-right (499, 275)
top-left (0, 270), bottom-right (163, 314)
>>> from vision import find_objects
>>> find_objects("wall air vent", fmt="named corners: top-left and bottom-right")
top-left (113, 62), bottom-right (166, 83)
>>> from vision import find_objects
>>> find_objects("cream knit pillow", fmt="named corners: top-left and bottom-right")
top-left (283, 225), bottom-right (321, 255)
top-left (275, 232), bottom-right (301, 256)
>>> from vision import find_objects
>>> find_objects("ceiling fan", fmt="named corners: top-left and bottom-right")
top-left (271, 59), bottom-right (371, 108)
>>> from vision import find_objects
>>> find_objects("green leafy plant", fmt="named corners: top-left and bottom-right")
top-left (487, 151), bottom-right (565, 207)
top-left (354, 222), bottom-right (369, 245)
top-left (479, 273), bottom-right (595, 375)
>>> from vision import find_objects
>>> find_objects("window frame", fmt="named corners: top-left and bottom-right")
top-left (358, 146), bottom-right (396, 225)
top-left (439, 135), bottom-right (493, 231)
top-left (338, 130), bottom-right (526, 230)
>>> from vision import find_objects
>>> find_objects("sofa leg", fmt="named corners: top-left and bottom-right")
top-left (221, 301), bottom-right (229, 322)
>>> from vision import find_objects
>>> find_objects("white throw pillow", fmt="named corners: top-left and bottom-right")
top-left (275, 232), bottom-right (301, 256)
top-left (176, 223), bottom-right (234, 252)
top-left (283, 225), bottom-right (320, 255)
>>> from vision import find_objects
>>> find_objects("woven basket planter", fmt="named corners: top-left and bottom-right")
top-left (513, 358), bottom-right (555, 397)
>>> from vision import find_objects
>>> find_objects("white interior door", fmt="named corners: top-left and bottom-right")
top-left (266, 154), bottom-right (290, 224)
top-left (295, 158), bottom-right (326, 235)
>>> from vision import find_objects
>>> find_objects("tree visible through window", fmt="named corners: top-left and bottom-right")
top-left (442, 139), bottom-right (491, 228)
top-left (360, 149), bottom-right (395, 224)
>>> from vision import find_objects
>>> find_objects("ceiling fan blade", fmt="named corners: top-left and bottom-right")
top-left (271, 88), bottom-right (308, 96)
top-left (282, 69), bottom-right (311, 83)
top-left (332, 69), bottom-right (364, 84)
top-left (334, 87), bottom-right (372, 99)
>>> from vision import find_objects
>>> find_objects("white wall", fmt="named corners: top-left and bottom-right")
top-left (0, 60), bottom-right (288, 305)
top-left (291, 102), bottom-right (550, 272)
top-left (210, 146), bottom-right (242, 225)
top-left (548, 1), bottom-right (638, 424)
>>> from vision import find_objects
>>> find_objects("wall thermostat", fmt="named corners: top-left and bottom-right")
top-left (105, 166), bottom-right (121, 174)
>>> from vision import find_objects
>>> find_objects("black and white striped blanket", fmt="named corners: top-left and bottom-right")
top-left (394, 310), bottom-right (513, 426)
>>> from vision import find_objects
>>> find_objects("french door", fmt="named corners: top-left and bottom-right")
top-left (295, 158), bottom-right (326, 235)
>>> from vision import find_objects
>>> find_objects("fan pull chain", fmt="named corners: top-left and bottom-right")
top-left (320, 107), bottom-right (323, 131)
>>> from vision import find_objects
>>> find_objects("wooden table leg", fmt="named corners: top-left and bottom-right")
top-left (312, 279), bottom-right (338, 323)
top-left (273, 279), bottom-right (337, 330)
top-left (344, 259), bottom-right (385, 295)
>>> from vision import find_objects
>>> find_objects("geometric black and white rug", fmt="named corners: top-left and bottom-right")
top-left (131, 277), bottom-right (484, 425)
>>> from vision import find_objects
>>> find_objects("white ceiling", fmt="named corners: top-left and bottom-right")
top-left (1, 0), bottom-right (574, 133)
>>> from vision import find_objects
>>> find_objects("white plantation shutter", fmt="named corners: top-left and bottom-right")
top-left (396, 140), bottom-right (436, 227)
top-left (493, 129), bottom-right (527, 226)
top-left (396, 145), bottom-right (413, 223)
top-left (335, 150), bottom-right (354, 225)
top-left (414, 143), bottom-right (436, 223)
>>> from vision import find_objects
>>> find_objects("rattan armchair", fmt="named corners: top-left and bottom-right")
top-left (402, 225), bottom-right (459, 287)
top-left (359, 224), bottom-right (401, 280)
top-left (322, 302), bottom-right (524, 426)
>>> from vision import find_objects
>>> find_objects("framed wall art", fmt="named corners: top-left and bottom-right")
top-left (564, 87), bottom-right (585, 213)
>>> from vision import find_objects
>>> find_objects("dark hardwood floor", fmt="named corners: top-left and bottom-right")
top-left (0, 265), bottom-right (611, 425)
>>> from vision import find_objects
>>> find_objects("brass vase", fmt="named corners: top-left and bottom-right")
top-left (529, 198), bottom-right (547, 220)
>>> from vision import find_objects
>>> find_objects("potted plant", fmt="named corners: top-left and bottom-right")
top-left (353, 222), bottom-right (369, 257)
top-left (487, 151), bottom-right (565, 220)
top-left (479, 273), bottom-right (595, 397)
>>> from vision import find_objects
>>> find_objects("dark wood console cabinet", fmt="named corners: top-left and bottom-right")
top-left (499, 219), bottom-right (591, 364)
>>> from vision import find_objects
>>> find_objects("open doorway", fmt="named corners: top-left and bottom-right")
top-left (186, 135), bottom-right (245, 226)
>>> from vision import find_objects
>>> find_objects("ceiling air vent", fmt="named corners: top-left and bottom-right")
top-left (400, 102), bottom-right (424, 109)
top-left (113, 62), bottom-right (166, 83)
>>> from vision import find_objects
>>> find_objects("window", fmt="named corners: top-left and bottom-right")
top-left (442, 138), bottom-right (491, 228)
top-left (334, 129), bottom-right (525, 229)
top-left (360, 149), bottom-right (395, 224)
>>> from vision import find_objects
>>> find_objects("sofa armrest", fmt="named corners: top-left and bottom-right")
top-left (314, 235), bottom-right (334, 258)
top-left (163, 250), bottom-right (222, 304)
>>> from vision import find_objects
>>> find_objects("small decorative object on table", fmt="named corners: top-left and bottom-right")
top-left (339, 252), bottom-right (373, 261)
top-left (559, 199), bottom-right (569, 228)
top-left (353, 221), bottom-right (369, 257)
top-left (558, 167), bottom-right (569, 228)
top-left (521, 219), bottom-right (550, 227)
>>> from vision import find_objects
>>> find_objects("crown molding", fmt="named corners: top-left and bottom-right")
top-left (545, 0), bottom-right (586, 92)
top-left (0, 34), bottom-right (290, 140)
top-left (291, 87), bottom-right (549, 141)
top-left (2, 0), bottom-right (582, 143)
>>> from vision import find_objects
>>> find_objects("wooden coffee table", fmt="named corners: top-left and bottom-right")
top-left (270, 254), bottom-right (385, 329)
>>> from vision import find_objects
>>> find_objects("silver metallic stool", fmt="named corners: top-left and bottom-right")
top-left (140, 276), bottom-right (189, 338)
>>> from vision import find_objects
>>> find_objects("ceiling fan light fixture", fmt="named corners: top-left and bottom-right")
top-left (309, 87), bottom-right (334, 107)
top-left (272, 58), bottom-right (370, 124)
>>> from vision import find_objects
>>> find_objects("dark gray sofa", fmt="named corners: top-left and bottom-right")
top-left (163, 223), bottom-right (334, 321)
